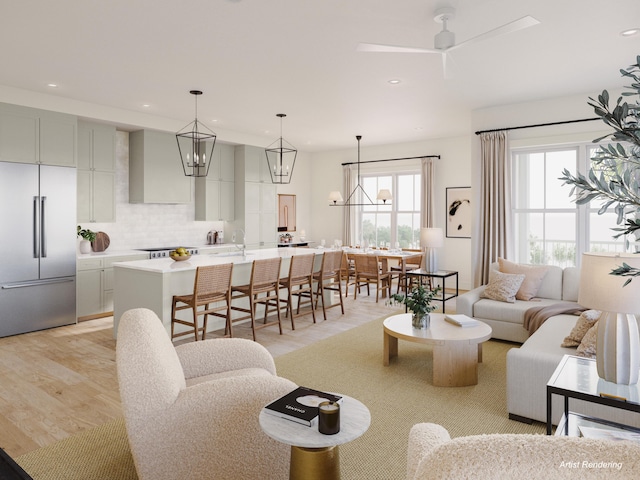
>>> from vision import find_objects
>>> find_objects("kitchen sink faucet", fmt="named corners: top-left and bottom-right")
top-left (233, 229), bottom-right (246, 256)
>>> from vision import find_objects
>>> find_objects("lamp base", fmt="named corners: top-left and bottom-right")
top-left (424, 247), bottom-right (438, 273)
top-left (596, 312), bottom-right (640, 385)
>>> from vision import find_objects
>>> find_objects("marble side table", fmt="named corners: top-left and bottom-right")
top-left (259, 394), bottom-right (371, 480)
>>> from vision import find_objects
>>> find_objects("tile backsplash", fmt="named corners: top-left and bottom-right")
top-left (82, 131), bottom-right (224, 251)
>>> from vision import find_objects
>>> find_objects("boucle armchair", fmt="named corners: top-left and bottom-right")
top-left (116, 308), bottom-right (297, 480)
top-left (407, 423), bottom-right (640, 479)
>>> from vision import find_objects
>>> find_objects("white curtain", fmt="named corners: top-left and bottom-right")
top-left (343, 165), bottom-right (354, 246)
top-left (420, 157), bottom-right (436, 228)
top-left (476, 131), bottom-right (512, 285)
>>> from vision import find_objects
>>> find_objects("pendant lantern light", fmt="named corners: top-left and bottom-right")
top-left (265, 113), bottom-right (297, 184)
top-left (176, 90), bottom-right (217, 177)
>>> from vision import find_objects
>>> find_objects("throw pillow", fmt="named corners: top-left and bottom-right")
top-left (481, 270), bottom-right (525, 303)
top-left (561, 310), bottom-right (601, 348)
top-left (498, 258), bottom-right (549, 301)
top-left (576, 322), bottom-right (598, 358)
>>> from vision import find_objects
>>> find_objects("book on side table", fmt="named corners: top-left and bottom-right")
top-left (445, 314), bottom-right (479, 328)
top-left (264, 386), bottom-right (343, 426)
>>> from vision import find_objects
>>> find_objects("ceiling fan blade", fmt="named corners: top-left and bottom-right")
top-left (442, 53), bottom-right (459, 80)
top-left (356, 42), bottom-right (440, 54)
top-left (448, 15), bottom-right (540, 52)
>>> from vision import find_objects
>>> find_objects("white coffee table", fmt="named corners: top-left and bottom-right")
top-left (259, 394), bottom-right (370, 480)
top-left (383, 313), bottom-right (492, 387)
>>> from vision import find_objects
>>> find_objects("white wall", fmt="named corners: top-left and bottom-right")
top-left (309, 135), bottom-right (474, 290)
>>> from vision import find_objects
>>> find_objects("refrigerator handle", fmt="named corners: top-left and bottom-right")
top-left (33, 196), bottom-right (40, 258)
top-left (41, 196), bottom-right (47, 258)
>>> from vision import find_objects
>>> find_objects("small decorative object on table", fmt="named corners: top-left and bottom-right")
top-left (77, 225), bottom-right (96, 254)
top-left (389, 283), bottom-right (441, 329)
top-left (169, 247), bottom-right (192, 262)
top-left (318, 401), bottom-right (340, 435)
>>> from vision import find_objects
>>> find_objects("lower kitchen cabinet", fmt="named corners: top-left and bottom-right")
top-left (77, 254), bottom-right (147, 319)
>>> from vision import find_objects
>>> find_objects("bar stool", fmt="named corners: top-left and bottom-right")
top-left (353, 253), bottom-right (391, 302)
top-left (278, 254), bottom-right (316, 329)
top-left (171, 263), bottom-right (234, 342)
top-left (313, 250), bottom-right (344, 320)
top-left (230, 257), bottom-right (283, 341)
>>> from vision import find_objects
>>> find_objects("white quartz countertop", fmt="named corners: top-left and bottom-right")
top-left (112, 247), bottom-right (327, 273)
top-left (77, 244), bottom-right (233, 260)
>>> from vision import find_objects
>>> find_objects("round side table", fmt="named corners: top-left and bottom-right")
top-left (259, 394), bottom-right (370, 480)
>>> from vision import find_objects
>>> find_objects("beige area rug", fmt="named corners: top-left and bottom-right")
top-left (16, 312), bottom-right (545, 480)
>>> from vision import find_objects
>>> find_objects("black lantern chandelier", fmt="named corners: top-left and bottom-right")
top-left (265, 113), bottom-right (297, 184)
top-left (329, 135), bottom-right (392, 206)
top-left (176, 90), bottom-right (217, 177)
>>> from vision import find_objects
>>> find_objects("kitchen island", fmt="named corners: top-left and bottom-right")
top-left (113, 247), bottom-right (327, 338)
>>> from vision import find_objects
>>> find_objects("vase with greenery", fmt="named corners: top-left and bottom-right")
top-left (390, 283), bottom-right (441, 329)
top-left (560, 56), bottom-right (640, 284)
top-left (77, 225), bottom-right (96, 253)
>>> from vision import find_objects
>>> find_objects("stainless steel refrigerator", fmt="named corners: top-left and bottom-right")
top-left (0, 161), bottom-right (77, 337)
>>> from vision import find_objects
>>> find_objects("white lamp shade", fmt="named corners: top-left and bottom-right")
top-left (376, 189), bottom-right (392, 201)
top-left (421, 227), bottom-right (444, 248)
top-left (328, 191), bottom-right (343, 203)
top-left (579, 252), bottom-right (640, 385)
top-left (578, 252), bottom-right (640, 313)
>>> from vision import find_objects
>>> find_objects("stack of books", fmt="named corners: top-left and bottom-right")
top-left (264, 386), bottom-right (342, 426)
top-left (444, 314), bottom-right (480, 328)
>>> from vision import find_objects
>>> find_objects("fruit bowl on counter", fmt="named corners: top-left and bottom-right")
top-left (169, 247), bottom-right (192, 262)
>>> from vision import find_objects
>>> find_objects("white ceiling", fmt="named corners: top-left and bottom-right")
top-left (0, 0), bottom-right (638, 151)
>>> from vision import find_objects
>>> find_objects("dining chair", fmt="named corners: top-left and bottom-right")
top-left (391, 253), bottom-right (424, 294)
top-left (353, 253), bottom-right (391, 302)
top-left (313, 250), bottom-right (345, 320)
top-left (171, 263), bottom-right (234, 341)
top-left (278, 253), bottom-right (316, 329)
top-left (230, 257), bottom-right (283, 341)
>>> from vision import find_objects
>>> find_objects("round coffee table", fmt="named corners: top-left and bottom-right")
top-left (259, 394), bottom-right (370, 480)
top-left (383, 313), bottom-right (492, 387)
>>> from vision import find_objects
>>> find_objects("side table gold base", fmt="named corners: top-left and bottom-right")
top-left (290, 445), bottom-right (340, 480)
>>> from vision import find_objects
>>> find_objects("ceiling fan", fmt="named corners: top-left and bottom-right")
top-left (357, 6), bottom-right (540, 78)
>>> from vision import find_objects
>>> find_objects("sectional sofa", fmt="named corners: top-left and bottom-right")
top-left (457, 259), bottom-right (640, 427)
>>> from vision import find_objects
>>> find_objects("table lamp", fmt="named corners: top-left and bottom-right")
top-left (578, 252), bottom-right (640, 385)
top-left (421, 227), bottom-right (444, 273)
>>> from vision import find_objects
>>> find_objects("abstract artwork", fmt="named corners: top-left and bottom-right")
top-left (446, 187), bottom-right (471, 238)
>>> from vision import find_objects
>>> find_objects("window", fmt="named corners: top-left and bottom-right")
top-left (512, 143), bottom-right (625, 268)
top-left (356, 172), bottom-right (421, 249)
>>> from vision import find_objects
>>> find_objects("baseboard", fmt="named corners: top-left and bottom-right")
top-left (508, 413), bottom-right (534, 424)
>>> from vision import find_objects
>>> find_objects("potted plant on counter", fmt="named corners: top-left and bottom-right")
top-left (77, 225), bottom-right (96, 254)
top-left (389, 283), bottom-right (441, 329)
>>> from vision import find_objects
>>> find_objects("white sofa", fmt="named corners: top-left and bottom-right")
top-left (458, 262), bottom-right (640, 428)
top-left (457, 262), bottom-right (580, 343)
top-left (406, 423), bottom-right (640, 480)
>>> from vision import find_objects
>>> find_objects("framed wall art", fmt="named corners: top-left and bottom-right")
top-left (446, 187), bottom-right (471, 238)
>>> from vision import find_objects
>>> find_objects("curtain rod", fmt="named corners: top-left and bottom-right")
top-left (474, 117), bottom-right (600, 136)
top-left (341, 154), bottom-right (440, 166)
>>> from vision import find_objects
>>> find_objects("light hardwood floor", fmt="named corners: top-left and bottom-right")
top-left (0, 287), bottom-right (456, 458)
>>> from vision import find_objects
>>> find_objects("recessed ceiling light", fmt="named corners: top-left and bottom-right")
top-left (47, 83), bottom-right (58, 88)
top-left (142, 104), bottom-right (150, 108)
top-left (621, 28), bottom-right (640, 37)
top-left (388, 79), bottom-right (401, 85)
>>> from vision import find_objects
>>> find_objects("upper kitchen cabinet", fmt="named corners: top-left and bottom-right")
top-left (0, 103), bottom-right (77, 167)
top-left (235, 144), bottom-right (271, 183)
top-left (194, 143), bottom-right (235, 221)
top-left (129, 129), bottom-right (192, 204)
top-left (77, 121), bottom-right (116, 223)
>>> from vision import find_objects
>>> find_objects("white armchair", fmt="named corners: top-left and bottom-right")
top-left (116, 308), bottom-right (297, 480)
top-left (407, 423), bottom-right (640, 479)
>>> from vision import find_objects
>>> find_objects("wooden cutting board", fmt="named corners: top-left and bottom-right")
top-left (91, 232), bottom-right (110, 252)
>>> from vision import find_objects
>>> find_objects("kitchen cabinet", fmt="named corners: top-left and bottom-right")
top-left (77, 121), bottom-right (116, 222)
top-left (77, 253), bottom-right (148, 319)
top-left (129, 129), bottom-right (192, 204)
top-left (194, 143), bottom-right (235, 221)
top-left (0, 102), bottom-right (77, 167)
top-left (235, 145), bottom-right (277, 249)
